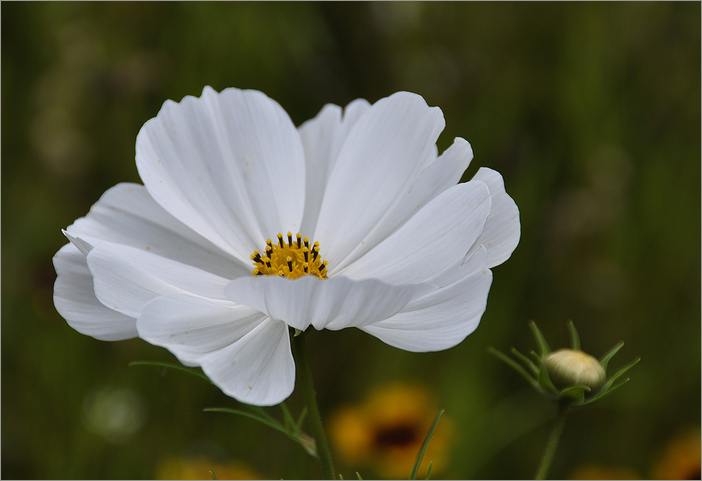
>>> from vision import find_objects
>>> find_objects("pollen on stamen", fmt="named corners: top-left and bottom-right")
top-left (251, 232), bottom-right (329, 280)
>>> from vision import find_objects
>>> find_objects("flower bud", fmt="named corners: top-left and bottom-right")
top-left (544, 348), bottom-right (606, 392)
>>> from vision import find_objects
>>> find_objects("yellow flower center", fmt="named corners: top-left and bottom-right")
top-left (251, 232), bottom-right (329, 279)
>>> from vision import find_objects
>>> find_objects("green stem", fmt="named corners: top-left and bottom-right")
top-left (534, 399), bottom-right (570, 480)
top-left (292, 331), bottom-right (336, 480)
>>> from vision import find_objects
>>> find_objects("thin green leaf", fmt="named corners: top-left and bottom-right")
top-left (560, 385), bottom-right (591, 397)
top-left (295, 434), bottom-right (317, 458)
top-left (510, 347), bottom-right (539, 375)
top-left (488, 347), bottom-right (542, 392)
top-left (205, 407), bottom-right (318, 458)
top-left (566, 320), bottom-right (580, 351)
top-left (295, 406), bottom-right (308, 432)
top-left (580, 378), bottom-right (631, 406)
top-left (203, 407), bottom-right (290, 437)
top-left (339, 475), bottom-right (344, 480)
top-left (356, 472), bottom-right (363, 480)
top-left (600, 357), bottom-right (641, 392)
top-left (528, 321), bottom-right (551, 356)
top-left (425, 461), bottom-right (434, 480)
top-left (560, 385), bottom-right (590, 403)
top-left (129, 361), bottom-right (212, 384)
top-left (209, 470), bottom-right (217, 480)
top-left (249, 405), bottom-right (281, 426)
top-left (599, 341), bottom-right (624, 372)
top-left (410, 410), bottom-right (444, 480)
top-left (536, 357), bottom-right (558, 395)
top-left (280, 402), bottom-right (295, 432)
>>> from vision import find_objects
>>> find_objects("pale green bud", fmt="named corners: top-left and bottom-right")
top-left (544, 348), bottom-right (606, 392)
top-left (490, 321), bottom-right (639, 407)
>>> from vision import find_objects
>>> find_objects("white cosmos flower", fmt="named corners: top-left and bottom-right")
top-left (53, 86), bottom-right (520, 406)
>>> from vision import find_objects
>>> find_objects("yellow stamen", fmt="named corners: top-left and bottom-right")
top-left (251, 232), bottom-right (329, 279)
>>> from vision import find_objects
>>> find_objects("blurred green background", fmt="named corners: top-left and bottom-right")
top-left (2, 2), bottom-right (700, 479)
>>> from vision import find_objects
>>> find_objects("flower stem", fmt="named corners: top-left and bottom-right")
top-left (292, 331), bottom-right (336, 479)
top-left (534, 399), bottom-right (570, 480)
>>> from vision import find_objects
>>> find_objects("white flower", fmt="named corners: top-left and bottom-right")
top-left (53, 87), bottom-right (520, 406)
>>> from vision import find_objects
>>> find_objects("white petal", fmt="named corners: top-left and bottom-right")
top-left (85, 244), bottom-right (231, 318)
top-left (421, 244), bottom-right (490, 288)
top-left (67, 183), bottom-right (249, 279)
top-left (314, 91), bottom-right (446, 269)
top-left (332, 137), bottom-right (474, 270)
top-left (468, 168), bottom-right (521, 267)
top-left (362, 247), bottom-right (493, 352)
top-left (53, 243), bottom-right (137, 340)
top-left (137, 295), bottom-right (267, 364)
top-left (62, 230), bottom-right (92, 255)
top-left (298, 99), bottom-right (371, 238)
top-left (339, 179), bottom-right (491, 285)
top-left (136, 86), bottom-right (306, 263)
top-left (198, 318), bottom-right (295, 406)
top-left (224, 275), bottom-right (433, 331)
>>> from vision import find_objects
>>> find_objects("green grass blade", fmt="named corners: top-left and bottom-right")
top-left (425, 461), bottom-right (434, 480)
top-left (410, 410), bottom-right (444, 480)
top-left (129, 361), bottom-right (212, 384)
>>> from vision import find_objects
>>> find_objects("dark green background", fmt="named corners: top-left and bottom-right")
top-left (2, 2), bottom-right (700, 479)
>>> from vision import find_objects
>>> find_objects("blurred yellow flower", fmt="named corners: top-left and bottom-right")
top-left (155, 455), bottom-right (260, 480)
top-left (329, 383), bottom-right (452, 479)
top-left (651, 428), bottom-right (701, 480)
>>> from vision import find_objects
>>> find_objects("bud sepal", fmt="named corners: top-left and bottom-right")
top-left (489, 320), bottom-right (640, 407)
